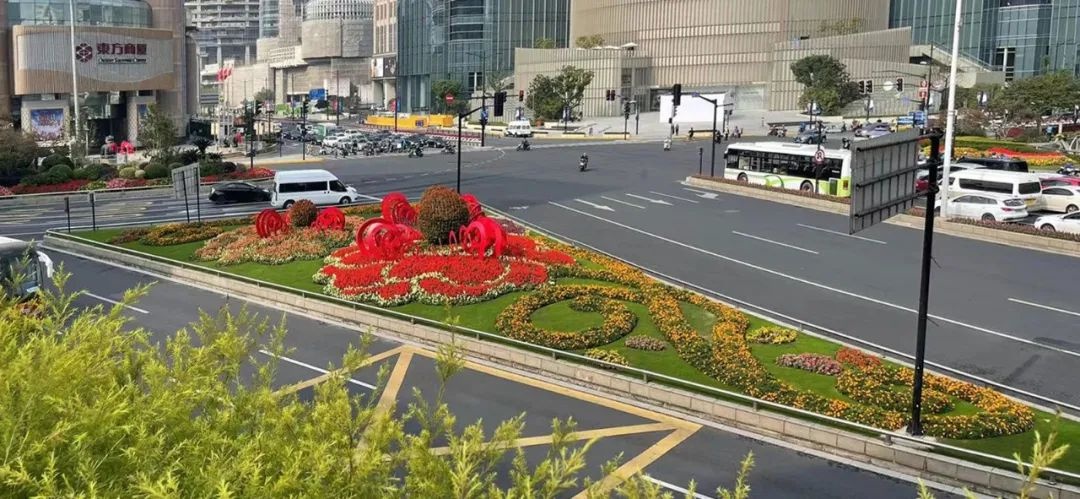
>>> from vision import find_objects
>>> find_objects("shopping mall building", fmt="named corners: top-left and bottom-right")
top-left (0, 0), bottom-right (198, 144)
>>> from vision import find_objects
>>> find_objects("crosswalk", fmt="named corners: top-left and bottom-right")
top-left (564, 187), bottom-right (724, 215)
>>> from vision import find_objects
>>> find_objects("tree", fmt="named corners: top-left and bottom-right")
top-left (996, 71), bottom-right (1080, 128)
top-left (575, 34), bottom-right (604, 49)
top-left (0, 128), bottom-right (41, 184)
top-left (254, 87), bottom-right (275, 105)
top-left (790, 55), bottom-right (860, 115)
top-left (138, 104), bottom-right (178, 160)
top-left (432, 78), bottom-right (465, 114)
top-left (483, 68), bottom-right (513, 96)
top-left (534, 37), bottom-right (556, 49)
top-left (191, 135), bottom-right (213, 157)
top-left (65, 104), bottom-right (97, 168)
top-left (525, 66), bottom-right (594, 121)
top-left (818, 18), bottom-right (863, 36)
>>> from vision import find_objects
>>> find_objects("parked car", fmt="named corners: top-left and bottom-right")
top-left (943, 170), bottom-right (1043, 210)
top-left (1034, 212), bottom-right (1080, 234)
top-left (209, 182), bottom-right (271, 204)
top-left (957, 157), bottom-right (1029, 173)
top-left (793, 131), bottom-right (826, 144)
top-left (943, 193), bottom-right (1029, 222)
top-left (915, 163), bottom-right (983, 192)
top-left (855, 122), bottom-right (891, 138)
top-left (1041, 175), bottom-right (1080, 188)
top-left (1040, 186), bottom-right (1080, 213)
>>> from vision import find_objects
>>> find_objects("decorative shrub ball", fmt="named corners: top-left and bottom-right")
top-left (144, 163), bottom-right (169, 180)
top-left (288, 199), bottom-right (318, 228)
top-left (47, 164), bottom-right (74, 182)
top-left (118, 167), bottom-right (136, 179)
top-left (625, 336), bottom-right (667, 351)
top-left (416, 185), bottom-right (471, 244)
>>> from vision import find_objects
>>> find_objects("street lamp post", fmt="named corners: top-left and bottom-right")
top-left (68, 0), bottom-right (81, 167)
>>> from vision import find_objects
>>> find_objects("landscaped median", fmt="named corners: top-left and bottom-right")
top-left (48, 188), bottom-right (1080, 493)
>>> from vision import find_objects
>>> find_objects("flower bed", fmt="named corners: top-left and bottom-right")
top-left (202, 167), bottom-right (275, 183)
top-left (495, 286), bottom-right (639, 350)
top-left (11, 180), bottom-right (90, 195)
top-left (775, 353), bottom-right (842, 376)
top-left (747, 326), bottom-right (797, 344)
top-left (625, 336), bottom-right (667, 351)
top-left (110, 220), bottom-right (241, 246)
top-left (950, 217), bottom-right (1080, 243)
top-left (584, 348), bottom-right (629, 367)
top-left (196, 224), bottom-right (356, 265)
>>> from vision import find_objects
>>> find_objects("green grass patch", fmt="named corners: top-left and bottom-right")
top-left (555, 277), bottom-right (625, 287)
top-left (679, 301), bottom-right (715, 339)
top-left (531, 301), bottom-right (604, 332)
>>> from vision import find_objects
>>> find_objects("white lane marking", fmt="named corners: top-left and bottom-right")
top-left (82, 292), bottom-right (150, 314)
top-left (650, 191), bottom-right (700, 203)
top-left (723, 209), bottom-right (741, 214)
top-left (1008, 298), bottom-right (1080, 318)
top-left (601, 196), bottom-right (646, 209)
top-left (574, 199), bottom-right (615, 212)
top-left (643, 477), bottom-right (713, 499)
top-left (258, 349), bottom-right (378, 390)
top-left (682, 187), bottom-right (719, 199)
top-left (355, 193), bottom-right (384, 202)
top-left (626, 193), bottom-right (672, 205)
top-left (547, 201), bottom-right (1080, 359)
top-left (732, 231), bottom-right (819, 255)
top-left (796, 223), bottom-right (887, 245)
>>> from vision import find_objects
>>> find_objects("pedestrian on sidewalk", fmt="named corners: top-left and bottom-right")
top-left (675, 124), bottom-right (680, 135)
top-left (724, 128), bottom-right (730, 141)
top-left (688, 127), bottom-right (695, 140)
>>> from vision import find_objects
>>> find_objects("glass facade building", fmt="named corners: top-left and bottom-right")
top-left (890, 0), bottom-right (1080, 80)
top-left (396, 0), bottom-right (569, 112)
top-left (6, 0), bottom-right (152, 28)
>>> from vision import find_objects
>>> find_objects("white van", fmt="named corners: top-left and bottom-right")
top-left (944, 170), bottom-right (1044, 210)
top-left (271, 169), bottom-right (359, 208)
top-left (504, 120), bottom-right (533, 138)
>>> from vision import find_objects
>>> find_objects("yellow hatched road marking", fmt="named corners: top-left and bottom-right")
top-left (573, 427), bottom-right (698, 498)
top-left (427, 422), bottom-right (674, 456)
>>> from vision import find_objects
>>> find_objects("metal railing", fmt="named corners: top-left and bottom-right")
top-left (42, 226), bottom-right (1080, 487)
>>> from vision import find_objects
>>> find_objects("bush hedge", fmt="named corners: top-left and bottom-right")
top-left (144, 164), bottom-right (169, 180)
top-left (416, 186), bottom-right (471, 244)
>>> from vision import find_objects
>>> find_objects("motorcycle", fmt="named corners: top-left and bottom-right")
top-left (408, 147), bottom-right (424, 158)
top-left (443, 145), bottom-right (456, 154)
top-left (1058, 164), bottom-right (1080, 177)
top-left (516, 140), bottom-right (531, 152)
top-left (579, 154), bottom-right (589, 172)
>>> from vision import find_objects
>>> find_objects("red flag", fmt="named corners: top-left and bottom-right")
top-left (216, 68), bottom-right (224, 82)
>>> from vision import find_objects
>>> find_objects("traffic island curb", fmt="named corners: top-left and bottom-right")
top-left (685, 175), bottom-right (1080, 259)
top-left (41, 232), bottom-right (1080, 499)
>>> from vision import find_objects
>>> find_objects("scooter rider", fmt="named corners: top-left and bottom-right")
top-left (663, 136), bottom-right (672, 151)
top-left (518, 138), bottom-right (531, 151)
top-left (579, 153), bottom-right (589, 171)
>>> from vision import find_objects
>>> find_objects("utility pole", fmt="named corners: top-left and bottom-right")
top-left (692, 92), bottom-right (719, 177)
top-left (938, 0), bottom-right (964, 222)
top-left (67, 0), bottom-right (80, 166)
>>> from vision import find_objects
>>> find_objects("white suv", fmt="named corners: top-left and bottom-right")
top-left (945, 194), bottom-right (1028, 222)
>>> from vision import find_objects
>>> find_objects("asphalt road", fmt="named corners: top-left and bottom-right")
top-left (44, 250), bottom-right (953, 498)
top-left (9, 137), bottom-right (1080, 410)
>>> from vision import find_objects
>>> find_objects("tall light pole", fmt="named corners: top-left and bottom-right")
top-left (692, 92), bottom-right (719, 177)
top-left (937, 0), bottom-right (964, 223)
top-left (68, 0), bottom-right (80, 165)
top-left (465, 50), bottom-right (488, 146)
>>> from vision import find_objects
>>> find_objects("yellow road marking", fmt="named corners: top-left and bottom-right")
top-left (408, 346), bottom-right (698, 431)
top-left (427, 422), bottom-right (674, 456)
top-left (374, 349), bottom-right (414, 417)
top-left (574, 427), bottom-right (698, 498)
top-left (274, 345), bottom-right (407, 396)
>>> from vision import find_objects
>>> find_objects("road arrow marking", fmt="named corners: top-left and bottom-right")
top-left (601, 196), bottom-right (646, 209)
top-left (682, 187), bottom-right (719, 200)
top-left (625, 193), bottom-right (672, 205)
top-left (574, 199), bottom-right (615, 212)
top-left (650, 191), bottom-right (700, 203)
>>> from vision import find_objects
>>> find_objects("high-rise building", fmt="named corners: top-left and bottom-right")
top-left (187, 0), bottom-right (260, 66)
top-left (260, 0), bottom-right (280, 39)
top-left (371, 0), bottom-right (397, 109)
top-left (2, 0), bottom-right (197, 143)
top-left (396, 0), bottom-right (570, 112)
top-left (890, 0), bottom-right (1080, 81)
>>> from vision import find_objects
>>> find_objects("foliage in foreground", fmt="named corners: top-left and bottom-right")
top-left (0, 273), bottom-right (766, 498)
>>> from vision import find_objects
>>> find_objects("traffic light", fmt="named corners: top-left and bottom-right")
top-left (255, 100), bottom-right (263, 115)
top-left (895, 78), bottom-right (904, 92)
top-left (302, 96), bottom-right (310, 114)
top-left (858, 81), bottom-right (866, 94)
top-left (623, 101), bottom-right (631, 119)
top-left (866, 80), bottom-right (873, 94)
top-left (493, 91), bottom-right (507, 117)
top-left (518, 90), bottom-right (525, 102)
top-left (672, 84), bottom-right (682, 106)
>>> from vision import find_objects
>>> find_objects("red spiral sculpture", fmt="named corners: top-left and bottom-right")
top-left (461, 193), bottom-right (483, 221)
top-left (255, 209), bottom-right (287, 238)
top-left (313, 207), bottom-right (346, 231)
top-left (355, 217), bottom-right (421, 259)
top-left (381, 192), bottom-right (417, 225)
top-left (458, 215), bottom-right (506, 257)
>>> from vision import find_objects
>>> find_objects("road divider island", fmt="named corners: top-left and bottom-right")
top-left (51, 187), bottom-right (1080, 490)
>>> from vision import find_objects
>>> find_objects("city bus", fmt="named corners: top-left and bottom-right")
top-left (723, 142), bottom-right (853, 196)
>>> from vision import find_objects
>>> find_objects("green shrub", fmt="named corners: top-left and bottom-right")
top-left (222, 161), bottom-right (239, 174)
top-left (288, 199), bottom-right (318, 228)
top-left (72, 164), bottom-right (104, 180)
top-left (199, 157), bottom-right (225, 177)
top-left (416, 185), bottom-right (470, 244)
top-left (47, 164), bottom-right (74, 182)
top-left (177, 149), bottom-right (199, 165)
top-left (168, 163), bottom-right (183, 171)
top-left (118, 167), bottom-right (137, 179)
top-left (134, 169), bottom-right (146, 179)
top-left (41, 154), bottom-right (72, 169)
top-left (144, 164), bottom-right (169, 180)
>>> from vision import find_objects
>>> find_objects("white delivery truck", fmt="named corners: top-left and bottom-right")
top-left (504, 120), bottom-right (534, 138)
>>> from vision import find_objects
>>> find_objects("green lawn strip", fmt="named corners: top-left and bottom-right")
top-left (69, 230), bottom-right (1080, 473)
top-left (576, 259), bottom-right (607, 271)
top-left (531, 301), bottom-right (605, 331)
top-left (555, 277), bottom-right (625, 287)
